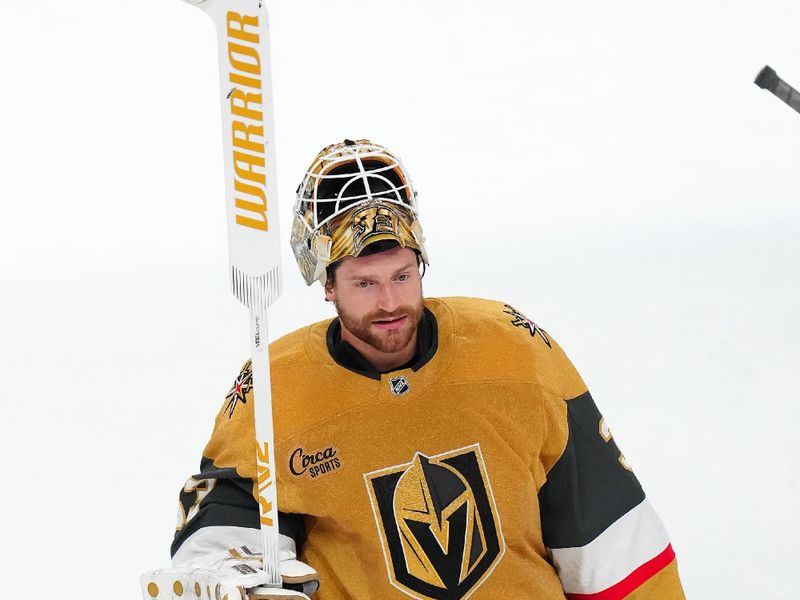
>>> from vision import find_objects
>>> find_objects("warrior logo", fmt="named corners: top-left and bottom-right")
top-left (224, 360), bottom-right (253, 418)
top-left (364, 445), bottom-right (505, 599)
top-left (503, 304), bottom-right (552, 348)
top-left (389, 375), bottom-right (411, 397)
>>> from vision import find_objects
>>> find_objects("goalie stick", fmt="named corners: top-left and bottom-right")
top-left (754, 65), bottom-right (800, 116)
top-left (180, 0), bottom-right (283, 586)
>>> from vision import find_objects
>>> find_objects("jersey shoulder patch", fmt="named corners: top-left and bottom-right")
top-left (428, 297), bottom-right (576, 394)
top-left (223, 359), bottom-right (254, 419)
top-left (430, 297), bottom-right (552, 349)
top-left (501, 303), bottom-right (552, 348)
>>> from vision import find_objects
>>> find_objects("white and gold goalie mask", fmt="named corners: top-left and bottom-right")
top-left (290, 139), bottom-right (429, 285)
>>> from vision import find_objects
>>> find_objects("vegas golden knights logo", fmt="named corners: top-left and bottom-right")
top-left (364, 445), bottom-right (505, 599)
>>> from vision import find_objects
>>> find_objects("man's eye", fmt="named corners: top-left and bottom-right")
top-left (356, 281), bottom-right (370, 288)
top-left (395, 274), bottom-right (409, 282)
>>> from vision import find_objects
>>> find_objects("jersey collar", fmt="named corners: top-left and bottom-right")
top-left (325, 307), bottom-right (438, 380)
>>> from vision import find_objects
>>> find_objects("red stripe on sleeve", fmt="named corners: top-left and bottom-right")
top-left (565, 544), bottom-right (676, 600)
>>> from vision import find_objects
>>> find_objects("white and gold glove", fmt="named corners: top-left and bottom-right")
top-left (141, 535), bottom-right (319, 600)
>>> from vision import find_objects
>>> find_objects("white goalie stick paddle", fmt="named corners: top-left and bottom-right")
top-left (755, 65), bottom-right (800, 116)
top-left (181, 0), bottom-right (283, 586)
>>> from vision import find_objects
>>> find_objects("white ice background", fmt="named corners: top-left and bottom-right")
top-left (0, 1), bottom-right (798, 598)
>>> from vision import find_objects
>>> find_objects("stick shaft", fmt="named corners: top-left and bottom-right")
top-left (213, 1), bottom-right (283, 580)
top-left (250, 309), bottom-right (281, 584)
top-left (755, 65), bottom-right (800, 115)
top-left (182, 0), bottom-right (284, 583)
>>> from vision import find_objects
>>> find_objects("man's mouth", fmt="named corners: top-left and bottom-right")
top-left (372, 316), bottom-right (406, 331)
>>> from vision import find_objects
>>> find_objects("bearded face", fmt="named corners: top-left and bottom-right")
top-left (325, 246), bottom-right (424, 370)
top-left (335, 296), bottom-right (424, 355)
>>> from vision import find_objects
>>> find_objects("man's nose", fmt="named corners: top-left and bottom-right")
top-left (376, 282), bottom-right (399, 313)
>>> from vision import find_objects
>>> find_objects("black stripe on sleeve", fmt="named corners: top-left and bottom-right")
top-left (171, 457), bottom-right (259, 558)
top-left (538, 392), bottom-right (645, 549)
top-left (171, 457), bottom-right (306, 557)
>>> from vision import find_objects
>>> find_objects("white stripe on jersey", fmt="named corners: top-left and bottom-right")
top-left (549, 499), bottom-right (671, 595)
top-left (172, 525), bottom-right (262, 566)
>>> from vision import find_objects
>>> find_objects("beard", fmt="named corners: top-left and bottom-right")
top-left (335, 299), bottom-right (424, 355)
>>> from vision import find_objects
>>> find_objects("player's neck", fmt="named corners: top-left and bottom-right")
top-left (340, 327), bottom-right (418, 373)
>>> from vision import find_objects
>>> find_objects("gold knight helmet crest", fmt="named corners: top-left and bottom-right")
top-left (364, 445), bottom-right (505, 600)
top-left (394, 454), bottom-right (486, 588)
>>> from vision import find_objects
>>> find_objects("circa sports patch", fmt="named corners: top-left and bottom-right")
top-left (364, 444), bottom-right (505, 600)
top-left (503, 304), bottom-right (552, 348)
top-left (288, 445), bottom-right (342, 479)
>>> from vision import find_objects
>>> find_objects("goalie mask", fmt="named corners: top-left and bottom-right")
top-left (290, 139), bottom-right (429, 285)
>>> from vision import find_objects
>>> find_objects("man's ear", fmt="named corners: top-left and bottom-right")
top-left (324, 281), bottom-right (335, 303)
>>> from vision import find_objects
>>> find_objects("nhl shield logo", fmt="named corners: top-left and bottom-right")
top-left (389, 375), bottom-right (411, 397)
top-left (364, 444), bottom-right (505, 599)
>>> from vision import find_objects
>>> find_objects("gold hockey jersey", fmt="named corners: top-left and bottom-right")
top-left (173, 297), bottom-right (685, 599)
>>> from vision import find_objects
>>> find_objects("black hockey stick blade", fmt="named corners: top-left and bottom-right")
top-left (754, 65), bottom-right (800, 115)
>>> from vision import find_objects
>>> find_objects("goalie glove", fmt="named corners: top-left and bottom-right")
top-left (141, 535), bottom-right (319, 600)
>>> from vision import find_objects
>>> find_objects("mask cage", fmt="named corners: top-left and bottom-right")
top-left (294, 142), bottom-right (418, 238)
